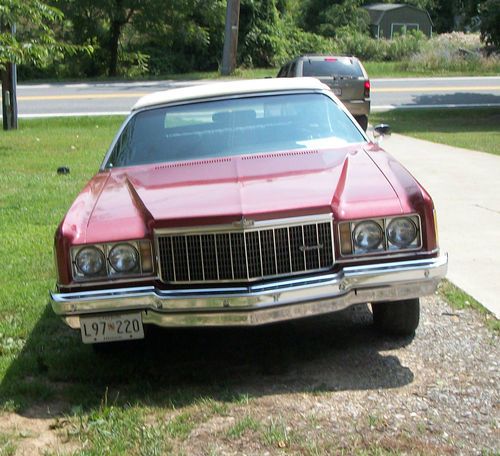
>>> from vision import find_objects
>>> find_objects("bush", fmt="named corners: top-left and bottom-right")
top-left (399, 32), bottom-right (500, 73)
top-left (334, 30), bottom-right (427, 61)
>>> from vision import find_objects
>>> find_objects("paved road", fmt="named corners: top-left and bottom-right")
top-left (10, 76), bottom-right (500, 117)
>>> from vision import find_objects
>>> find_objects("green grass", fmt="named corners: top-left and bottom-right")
top-left (439, 280), bottom-right (499, 333)
top-left (0, 432), bottom-right (16, 456)
top-left (364, 60), bottom-right (500, 78)
top-left (371, 108), bottom-right (500, 156)
top-left (227, 415), bottom-right (261, 439)
top-left (20, 59), bottom-right (500, 85)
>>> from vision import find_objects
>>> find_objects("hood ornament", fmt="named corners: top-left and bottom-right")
top-left (233, 217), bottom-right (255, 229)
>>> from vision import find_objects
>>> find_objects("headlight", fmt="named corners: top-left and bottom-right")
top-left (387, 217), bottom-right (418, 248)
top-left (352, 221), bottom-right (383, 252)
top-left (75, 247), bottom-right (105, 276)
top-left (108, 243), bottom-right (139, 272)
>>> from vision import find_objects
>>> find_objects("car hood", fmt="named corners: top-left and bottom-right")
top-left (63, 144), bottom-right (424, 244)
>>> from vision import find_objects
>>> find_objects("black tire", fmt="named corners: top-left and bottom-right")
top-left (372, 298), bottom-right (420, 336)
top-left (354, 115), bottom-right (368, 132)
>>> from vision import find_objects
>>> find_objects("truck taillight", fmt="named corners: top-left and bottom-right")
top-left (364, 80), bottom-right (370, 98)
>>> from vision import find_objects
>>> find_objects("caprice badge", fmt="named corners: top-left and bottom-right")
top-left (233, 217), bottom-right (255, 229)
top-left (299, 243), bottom-right (324, 253)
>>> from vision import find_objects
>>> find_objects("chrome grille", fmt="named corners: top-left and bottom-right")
top-left (157, 218), bottom-right (334, 284)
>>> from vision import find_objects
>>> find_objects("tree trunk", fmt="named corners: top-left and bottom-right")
top-left (108, 19), bottom-right (121, 77)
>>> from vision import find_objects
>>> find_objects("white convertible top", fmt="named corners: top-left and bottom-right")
top-left (132, 77), bottom-right (329, 111)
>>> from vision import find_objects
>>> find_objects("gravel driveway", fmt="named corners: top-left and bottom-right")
top-left (174, 293), bottom-right (499, 455)
top-left (0, 293), bottom-right (498, 455)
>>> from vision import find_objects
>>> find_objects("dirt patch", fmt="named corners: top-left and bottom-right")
top-left (0, 406), bottom-right (77, 456)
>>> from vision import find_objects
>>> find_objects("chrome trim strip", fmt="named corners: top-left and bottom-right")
top-left (52, 254), bottom-right (447, 328)
top-left (154, 214), bottom-right (333, 235)
top-left (335, 248), bottom-right (438, 264)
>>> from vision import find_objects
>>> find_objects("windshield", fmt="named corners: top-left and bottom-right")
top-left (302, 58), bottom-right (363, 78)
top-left (105, 93), bottom-right (366, 168)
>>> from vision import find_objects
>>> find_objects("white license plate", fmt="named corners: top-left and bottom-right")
top-left (333, 88), bottom-right (342, 96)
top-left (80, 313), bottom-right (144, 344)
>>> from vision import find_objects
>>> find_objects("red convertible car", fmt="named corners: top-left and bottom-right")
top-left (51, 78), bottom-right (447, 345)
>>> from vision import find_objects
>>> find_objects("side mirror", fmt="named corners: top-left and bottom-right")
top-left (373, 124), bottom-right (391, 139)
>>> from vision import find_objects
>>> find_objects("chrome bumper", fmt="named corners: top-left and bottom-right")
top-left (51, 254), bottom-right (447, 328)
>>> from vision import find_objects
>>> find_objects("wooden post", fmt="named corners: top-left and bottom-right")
top-left (221, 0), bottom-right (240, 76)
top-left (1, 24), bottom-right (18, 131)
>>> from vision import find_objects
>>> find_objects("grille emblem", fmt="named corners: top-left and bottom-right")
top-left (233, 217), bottom-right (255, 229)
top-left (299, 243), bottom-right (324, 253)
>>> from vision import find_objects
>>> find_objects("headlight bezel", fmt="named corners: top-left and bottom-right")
top-left (339, 214), bottom-right (422, 257)
top-left (71, 240), bottom-right (153, 281)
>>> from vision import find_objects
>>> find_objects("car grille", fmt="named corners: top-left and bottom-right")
top-left (157, 218), bottom-right (334, 284)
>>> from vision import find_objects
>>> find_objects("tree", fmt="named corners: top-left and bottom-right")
top-left (300, 0), bottom-right (369, 37)
top-left (0, 0), bottom-right (79, 70)
top-left (0, 0), bottom-right (88, 129)
top-left (51, 0), bottom-right (141, 77)
top-left (480, 0), bottom-right (500, 50)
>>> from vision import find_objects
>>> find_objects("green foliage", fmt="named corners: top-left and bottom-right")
top-left (139, 0), bottom-right (226, 75)
top-left (239, 0), bottom-right (335, 67)
top-left (335, 30), bottom-right (427, 61)
top-left (301, 0), bottom-right (369, 37)
top-left (0, 0), bottom-right (90, 70)
top-left (480, 0), bottom-right (500, 50)
top-left (399, 32), bottom-right (500, 73)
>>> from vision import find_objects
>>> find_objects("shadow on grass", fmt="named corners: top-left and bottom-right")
top-left (403, 92), bottom-right (500, 110)
top-left (0, 303), bottom-right (415, 417)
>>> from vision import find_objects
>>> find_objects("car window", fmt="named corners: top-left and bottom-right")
top-left (287, 62), bottom-right (297, 77)
top-left (106, 93), bottom-right (366, 168)
top-left (302, 58), bottom-right (363, 78)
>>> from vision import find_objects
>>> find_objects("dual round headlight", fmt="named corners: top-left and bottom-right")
top-left (75, 247), bottom-right (105, 276)
top-left (108, 244), bottom-right (139, 272)
top-left (353, 221), bottom-right (383, 252)
top-left (351, 217), bottom-right (418, 253)
top-left (75, 244), bottom-right (139, 276)
top-left (387, 218), bottom-right (418, 248)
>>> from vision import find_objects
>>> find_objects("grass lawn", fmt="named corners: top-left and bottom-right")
top-left (371, 107), bottom-right (500, 156)
top-left (0, 117), bottom-right (497, 454)
top-left (363, 61), bottom-right (500, 78)
top-left (21, 60), bottom-right (500, 85)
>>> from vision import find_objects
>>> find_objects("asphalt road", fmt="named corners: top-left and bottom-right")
top-left (11, 76), bottom-right (500, 117)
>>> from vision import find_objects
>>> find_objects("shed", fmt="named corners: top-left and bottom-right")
top-left (363, 3), bottom-right (433, 38)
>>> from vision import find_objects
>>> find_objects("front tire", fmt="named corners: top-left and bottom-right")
top-left (372, 298), bottom-right (420, 336)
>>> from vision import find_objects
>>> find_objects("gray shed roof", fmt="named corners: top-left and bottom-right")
top-left (363, 3), bottom-right (433, 26)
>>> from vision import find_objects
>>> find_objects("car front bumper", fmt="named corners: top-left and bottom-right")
top-left (52, 254), bottom-right (447, 328)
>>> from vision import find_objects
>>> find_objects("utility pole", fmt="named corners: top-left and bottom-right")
top-left (221, 0), bottom-right (240, 76)
top-left (1, 23), bottom-right (18, 131)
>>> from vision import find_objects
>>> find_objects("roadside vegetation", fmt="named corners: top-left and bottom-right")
top-left (9, 1), bottom-right (500, 82)
top-left (0, 117), bottom-right (498, 454)
top-left (371, 107), bottom-right (500, 156)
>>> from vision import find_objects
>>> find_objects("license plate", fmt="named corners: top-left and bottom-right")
top-left (333, 88), bottom-right (342, 96)
top-left (80, 313), bottom-right (144, 344)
